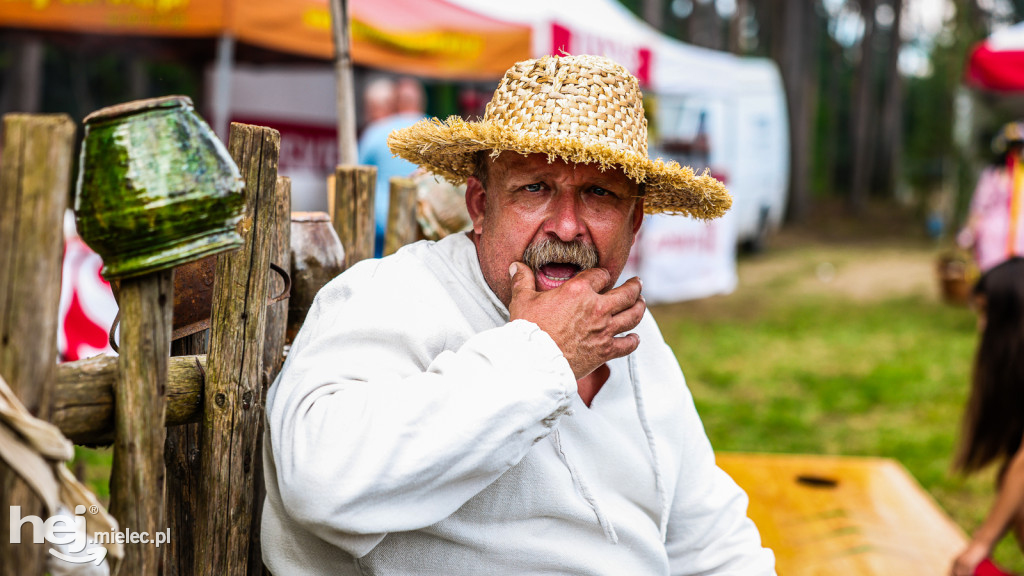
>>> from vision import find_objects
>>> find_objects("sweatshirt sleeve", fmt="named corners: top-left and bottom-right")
top-left (265, 266), bottom-right (577, 557)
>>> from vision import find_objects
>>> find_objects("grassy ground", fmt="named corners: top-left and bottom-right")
top-left (73, 200), bottom-right (1022, 570)
top-left (650, 200), bottom-right (1022, 571)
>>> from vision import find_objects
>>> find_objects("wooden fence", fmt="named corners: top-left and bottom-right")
top-left (0, 109), bottom-right (420, 575)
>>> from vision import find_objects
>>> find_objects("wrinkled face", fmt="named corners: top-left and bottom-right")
top-left (466, 152), bottom-right (644, 308)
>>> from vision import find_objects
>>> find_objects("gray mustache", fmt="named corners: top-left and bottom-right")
top-left (522, 239), bottom-right (598, 272)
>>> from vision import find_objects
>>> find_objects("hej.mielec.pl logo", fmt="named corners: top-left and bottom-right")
top-left (10, 504), bottom-right (170, 565)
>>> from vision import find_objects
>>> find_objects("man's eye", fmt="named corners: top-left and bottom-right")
top-left (523, 183), bottom-right (543, 192)
top-left (589, 186), bottom-right (611, 197)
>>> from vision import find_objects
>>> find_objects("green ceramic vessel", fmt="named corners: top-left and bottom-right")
top-left (75, 95), bottom-right (245, 280)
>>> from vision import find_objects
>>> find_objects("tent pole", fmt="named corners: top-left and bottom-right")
top-left (329, 0), bottom-right (358, 165)
top-left (213, 35), bottom-right (235, 143)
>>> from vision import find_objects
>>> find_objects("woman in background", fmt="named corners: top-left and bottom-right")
top-left (958, 123), bottom-right (1024, 276)
top-left (951, 257), bottom-right (1024, 576)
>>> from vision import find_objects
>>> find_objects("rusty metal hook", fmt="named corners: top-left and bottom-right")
top-left (108, 310), bottom-right (120, 353)
top-left (268, 262), bottom-right (291, 304)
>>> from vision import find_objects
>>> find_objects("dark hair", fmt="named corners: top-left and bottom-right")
top-left (954, 257), bottom-right (1024, 476)
top-left (472, 151), bottom-right (490, 189)
top-left (994, 142), bottom-right (1024, 168)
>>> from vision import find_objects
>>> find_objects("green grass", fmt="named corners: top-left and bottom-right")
top-left (73, 445), bottom-right (112, 502)
top-left (651, 239), bottom-right (1023, 571)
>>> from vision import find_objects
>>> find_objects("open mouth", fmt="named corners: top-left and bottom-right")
top-left (538, 262), bottom-right (582, 282)
top-left (523, 239), bottom-right (599, 290)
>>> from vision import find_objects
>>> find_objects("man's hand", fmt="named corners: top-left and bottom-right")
top-left (507, 262), bottom-right (645, 380)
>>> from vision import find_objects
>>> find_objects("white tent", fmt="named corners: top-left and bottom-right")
top-left (446, 0), bottom-right (661, 86)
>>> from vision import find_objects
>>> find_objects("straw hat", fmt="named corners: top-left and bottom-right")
top-left (387, 54), bottom-right (731, 219)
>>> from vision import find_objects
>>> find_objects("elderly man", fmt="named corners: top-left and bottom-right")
top-left (262, 55), bottom-right (775, 575)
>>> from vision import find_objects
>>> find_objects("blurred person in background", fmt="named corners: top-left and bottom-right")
top-left (358, 76), bottom-right (427, 256)
top-left (958, 122), bottom-right (1024, 275)
top-left (951, 257), bottom-right (1024, 576)
top-left (361, 76), bottom-right (397, 128)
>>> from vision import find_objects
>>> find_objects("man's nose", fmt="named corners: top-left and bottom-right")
top-left (543, 191), bottom-right (586, 242)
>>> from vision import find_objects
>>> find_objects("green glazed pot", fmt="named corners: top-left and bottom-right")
top-left (75, 95), bottom-right (245, 280)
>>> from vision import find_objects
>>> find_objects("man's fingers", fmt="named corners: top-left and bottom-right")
top-left (572, 267), bottom-right (613, 293)
top-left (601, 277), bottom-right (643, 314)
top-left (609, 295), bottom-right (646, 335)
top-left (607, 332), bottom-right (641, 360)
top-left (509, 262), bottom-right (537, 298)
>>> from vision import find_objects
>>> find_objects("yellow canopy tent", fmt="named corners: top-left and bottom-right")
top-left (0, 0), bottom-right (531, 80)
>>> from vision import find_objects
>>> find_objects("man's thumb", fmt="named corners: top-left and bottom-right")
top-left (509, 262), bottom-right (535, 295)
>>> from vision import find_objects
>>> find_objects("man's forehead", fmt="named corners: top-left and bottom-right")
top-left (488, 152), bottom-right (633, 185)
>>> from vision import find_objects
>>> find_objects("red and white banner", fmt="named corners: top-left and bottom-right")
top-left (623, 211), bottom-right (738, 304)
top-left (550, 22), bottom-right (652, 87)
top-left (58, 233), bottom-right (117, 362)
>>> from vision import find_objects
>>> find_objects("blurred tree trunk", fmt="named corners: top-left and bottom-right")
top-left (850, 0), bottom-right (878, 213)
top-left (729, 0), bottom-right (748, 54)
top-left (689, 0), bottom-right (723, 50)
top-left (642, 0), bottom-right (664, 32)
top-left (877, 0), bottom-right (904, 198)
top-left (822, 33), bottom-right (844, 196)
top-left (777, 0), bottom-right (817, 223)
top-left (766, 0), bottom-right (785, 67)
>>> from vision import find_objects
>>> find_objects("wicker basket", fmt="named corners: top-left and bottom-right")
top-left (937, 253), bottom-right (973, 306)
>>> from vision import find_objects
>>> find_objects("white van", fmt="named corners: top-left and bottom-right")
top-left (652, 57), bottom-right (790, 251)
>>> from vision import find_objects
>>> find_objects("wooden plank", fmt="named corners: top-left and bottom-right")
top-left (384, 176), bottom-right (418, 256)
top-left (716, 452), bottom-right (968, 576)
top-left (247, 175), bottom-right (291, 576)
top-left (263, 176), bottom-right (292, 391)
top-left (331, 165), bottom-right (376, 268)
top-left (166, 331), bottom-right (209, 576)
top-left (194, 122), bottom-right (280, 576)
top-left (0, 113), bottom-right (75, 575)
top-left (53, 354), bottom-right (206, 445)
top-left (109, 268), bottom-right (174, 576)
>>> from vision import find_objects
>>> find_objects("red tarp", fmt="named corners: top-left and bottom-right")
top-left (966, 22), bottom-right (1024, 92)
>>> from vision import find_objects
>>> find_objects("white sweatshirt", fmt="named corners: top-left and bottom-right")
top-left (262, 232), bottom-right (775, 575)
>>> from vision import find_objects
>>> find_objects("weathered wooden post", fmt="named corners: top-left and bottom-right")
top-left (0, 113), bottom-right (75, 576)
top-left (193, 122), bottom-right (280, 576)
top-left (384, 176), bottom-right (419, 256)
top-left (248, 175), bottom-right (292, 576)
top-left (332, 165), bottom-right (376, 268)
top-left (109, 266), bottom-right (174, 575)
top-left (75, 96), bottom-right (246, 574)
top-left (166, 304), bottom-right (210, 576)
top-left (264, 176), bottom-right (293, 385)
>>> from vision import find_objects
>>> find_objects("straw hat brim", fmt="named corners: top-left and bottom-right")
top-left (388, 116), bottom-right (732, 219)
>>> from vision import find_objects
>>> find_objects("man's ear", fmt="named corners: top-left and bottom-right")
top-left (466, 176), bottom-right (486, 234)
